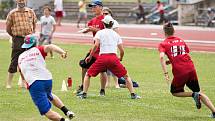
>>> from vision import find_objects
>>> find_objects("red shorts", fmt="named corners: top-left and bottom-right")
top-left (55, 11), bottom-right (63, 17)
top-left (87, 54), bottom-right (127, 78)
top-left (171, 70), bottom-right (200, 93)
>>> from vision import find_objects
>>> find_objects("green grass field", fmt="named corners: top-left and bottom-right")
top-left (0, 39), bottom-right (215, 121)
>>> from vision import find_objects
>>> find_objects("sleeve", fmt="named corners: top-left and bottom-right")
top-left (185, 43), bottom-right (190, 53)
top-left (36, 46), bottom-right (47, 59)
top-left (93, 31), bottom-right (101, 40)
top-left (87, 19), bottom-right (93, 26)
top-left (117, 35), bottom-right (123, 45)
top-left (6, 12), bottom-right (12, 26)
top-left (112, 20), bottom-right (119, 29)
top-left (31, 9), bottom-right (37, 24)
top-left (51, 16), bottom-right (57, 25)
top-left (158, 43), bottom-right (166, 52)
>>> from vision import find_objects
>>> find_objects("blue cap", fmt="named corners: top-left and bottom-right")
top-left (21, 34), bottom-right (37, 48)
top-left (88, 0), bottom-right (103, 7)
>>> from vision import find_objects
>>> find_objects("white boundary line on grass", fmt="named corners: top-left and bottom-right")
top-left (0, 29), bottom-right (215, 44)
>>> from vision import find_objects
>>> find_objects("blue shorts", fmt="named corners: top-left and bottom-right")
top-left (29, 80), bottom-right (53, 115)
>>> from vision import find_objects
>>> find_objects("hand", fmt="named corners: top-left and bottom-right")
top-left (88, 26), bottom-right (97, 32)
top-left (85, 56), bottom-right (92, 63)
top-left (164, 73), bottom-right (170, 85)
top-left (166, 60), bottom-right (171, 65)
top-left (61, 51), bottom-right (67, 59)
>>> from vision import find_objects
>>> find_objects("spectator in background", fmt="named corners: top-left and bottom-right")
top-left (156, 0), bottom-right (165, 24)
top-left (207, 8), bottom-right (215, 27)
top-left (5, 0), bottom-right (37, 89)
top-left (132, 0), bottom-right (145, 24)
top-left (54, 0), bottom-right (63, 26)
top-left (77, 0), bottom-right (88, 28)
top-left (39, 6), bottom-right (56, 58)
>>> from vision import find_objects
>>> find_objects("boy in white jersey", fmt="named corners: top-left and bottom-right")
top-left (79, 15), bottom-right (141, 99)
top-left (39, 6), bottom-right (56, 58)
top-left (18, 35), bottom-right (74, 121)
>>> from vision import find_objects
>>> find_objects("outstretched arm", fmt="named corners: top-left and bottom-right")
top-left (44, 44), bottom-right (67, 58)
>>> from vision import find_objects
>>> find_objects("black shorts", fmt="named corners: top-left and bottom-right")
top-left (170, 70), bottom-right (200, 93)
top-left (79, 52), bottom-right (96, 69)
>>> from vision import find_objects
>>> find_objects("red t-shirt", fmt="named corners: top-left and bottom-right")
top-left (87, 15), bottom-right (104, 58)
top-left (36, 46), bottom-right (47, 59)
top-left (158, 36), bottom-right (195, 76)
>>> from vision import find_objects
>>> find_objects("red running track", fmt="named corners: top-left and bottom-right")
top-left (0, 21), bottom-right (215, 52)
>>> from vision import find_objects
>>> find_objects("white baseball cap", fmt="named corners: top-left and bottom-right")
top-left (102, 15), bottom-right (114, 24)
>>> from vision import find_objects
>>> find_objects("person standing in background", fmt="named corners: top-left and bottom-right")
top-left (39, 6), bottom-right (56, 58)
top-left (77, 0), bottom-right (88, 28)
top-left (6, 0), bottom-right (37, 89)
top-left (54, 0), bottom-right (63, 26)
top-left (156, 0), bottom-right (165, 24)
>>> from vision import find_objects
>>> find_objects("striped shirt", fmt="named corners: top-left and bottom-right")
top-left (6, 7), bottom-right (37, 37)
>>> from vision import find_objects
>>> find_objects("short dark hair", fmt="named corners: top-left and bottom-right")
top-left (163, 22), bottom-right (174, 36)
top-left (43, 6), bottom-right (51, 11)
top-left (104, 21), bottom-right (114, 29)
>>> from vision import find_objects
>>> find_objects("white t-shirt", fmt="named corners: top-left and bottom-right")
top-left (54, 0), bottom-right (63, 11)
top-left (94, 29), bottom-right (122, 54)
top-left (40, 15), bottom-right (56, 35)
top-left (18, 47), bottom-right (52, 87)
top-left (112, 20), bottom-right (119, 29)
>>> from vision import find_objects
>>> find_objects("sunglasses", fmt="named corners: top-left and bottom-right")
top-left (103, 13), bottom-right (109, 15)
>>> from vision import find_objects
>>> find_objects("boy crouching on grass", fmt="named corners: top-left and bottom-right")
top-left (159, 22), bottom-right (215, 118)
top-left (79, 15), bottom-right (141, 99)
top-left (18, 35), bottom-right (74, 121)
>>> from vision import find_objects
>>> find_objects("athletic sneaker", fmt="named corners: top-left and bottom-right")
top-left (66, 111), bottom-right (75, 119)
top-left (210, 112), bottom-right (215, 118)
top-left (65, 118), bottom-right (71, 121)
top-left (131, 93), bottom-right (141, 99)
top-left (99, 89), bottom-right (105, 96)
top-left (79, 92), bottom-right (87, 99)
top-left (193, 92), bottom-right (201, 109)
top-left (76, 85), bottom-right (83, 95)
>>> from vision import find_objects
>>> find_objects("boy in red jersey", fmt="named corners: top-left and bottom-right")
top-left (79, 15), bottom-right (141, 99)
top-left (159, 22), bottom-right (215, 118)
top-left (77, 0), bottom-right (107, 96)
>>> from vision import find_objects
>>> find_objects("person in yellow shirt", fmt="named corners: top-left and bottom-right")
top-left (77, 0), bottom-right (87, 28)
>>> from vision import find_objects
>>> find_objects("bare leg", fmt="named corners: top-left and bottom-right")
top-left (81, 68), bottom-right (87, 84)
top-left (172, 92), bottom-right (192, 97)
top-left (51, 94), bottom-right (64, 109)
top-left (58, 17), bottom-right (62, 26)
top-left (200, 92), bottom-right (215, 112)
top-left (105, 75), bottom-right (111, 87)
top-left (50, 51), bottom-right (53, 58)
top-left (113, 76), bottom-right (120, 88)
top-left (45, 109), bottom-right (62, 121)
top-left (100, 72), bottom-right (107, 90)
top-left (124, 74), bottom-right (134, 93)
top-left (6, 72), bottom-right (15, 88)
top-left (83, 74), bottom-right (91, 93)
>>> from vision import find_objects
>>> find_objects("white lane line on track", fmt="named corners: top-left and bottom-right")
top-left (0, 29), bottom-right (215, 44)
